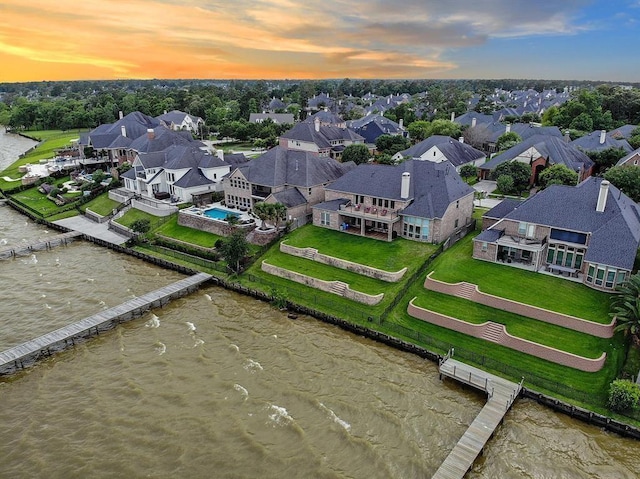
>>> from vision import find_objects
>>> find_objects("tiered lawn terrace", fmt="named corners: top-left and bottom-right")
top-left (383, 231), bottom-right (624, 408)
top-left (242, 225), bottom-right (439, 318)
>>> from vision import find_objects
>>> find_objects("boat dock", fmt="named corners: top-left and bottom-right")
top-left (0, 272), bottom-right (212, 376)
top-left (0, 231), bottom-right (83, 259)
top-left (433, 350), bottom-right (523, 479)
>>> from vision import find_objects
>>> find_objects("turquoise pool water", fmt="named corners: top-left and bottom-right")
top-left (203, 207), bottom-right (240, 220)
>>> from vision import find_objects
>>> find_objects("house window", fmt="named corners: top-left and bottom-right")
top-left (320, 211), bottom-right (330, 226)
top-left (605, 270), bottom-right (616, 289)
top-left (356, 195), bottom-right (364, 204)
top-left (595, 267), bottom-right (605, 286)
top-left (454, 219), bottom-right (459, 228)
top-left (482, 242), bottom-right (488, 252)
top-left (518, 222), bottom-right (527, 235)
top-left (456, 200), bottom-right (459, 209)
top-left (587, 265), bottom-right (595, 283)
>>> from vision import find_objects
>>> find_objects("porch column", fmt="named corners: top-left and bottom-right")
top-left (360, 221), bottom-right (365, 236)
top-left (387, 225), bottom-right (393, 241)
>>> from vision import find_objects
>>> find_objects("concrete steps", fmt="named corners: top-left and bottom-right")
top-left (481, 321), bottom-right (505, 343)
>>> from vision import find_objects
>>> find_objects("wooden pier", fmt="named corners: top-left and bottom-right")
top-left (0, 272), bottom-right (212, 376)
top-left (433, 350), bottom-right (523, 479)
top-left (0, 231), bottom-right (83, 259)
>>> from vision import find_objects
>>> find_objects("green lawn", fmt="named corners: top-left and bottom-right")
top-left (81, 194), bottom-right (122, 216)
top-left (114, 208), bottom-right (158, 228)
top-left (153, 216), bottom-right (223, 248)
top-left (411, 290), bottom-right (607, 358)
top-left (430, 233), bottom-right (611, 322)
top-left (0, 130), bottom-right (87, 191)
top-left (284, 224), bottom-right (439, 273)
top-left (241, 225), bottom-right (439, 321)
top-left (10, 185), bottom-right (76, 217)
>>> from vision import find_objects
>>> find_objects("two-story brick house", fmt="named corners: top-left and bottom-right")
top-left (222, 146), bottom-right (356, 226)
top-left (473, 177), bottom-right (640, 291)
top-left (312, 160), bottom-right (474, 242)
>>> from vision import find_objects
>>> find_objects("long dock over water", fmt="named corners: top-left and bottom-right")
top-left (433, 351), bottom-right (523, 479)
top-left (0, 272), bottom-right (212, 376)
top-left (0, 231), bottom-right (83, 259)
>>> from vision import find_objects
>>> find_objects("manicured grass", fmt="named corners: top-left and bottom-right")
top-left (411, 290), bottom-right (606, 358)
top-left (81, 195), bottom-right (122, 216)
top-left (10, 185), bottom-right (74, 217)
top-left (0, 130), bottom-right (86, 191)
top-left (46, 209), bottom-right (81, 222)
top-left (153, 216), bottom-right (222, 248)
top-left (114, 208), bottom-right (158, 228)
top-left (284, 224), bottom-right (439, 272)
top-left (430, 233), bottom-right (611, 322)
top-left (264, 253), bottom-right (388, 295)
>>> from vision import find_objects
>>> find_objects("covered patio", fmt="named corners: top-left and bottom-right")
top-left (336, 203), bottom-right (402, 241)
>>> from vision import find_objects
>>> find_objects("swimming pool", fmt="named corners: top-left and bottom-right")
top-left (203, 207), bottom-right (240, 221)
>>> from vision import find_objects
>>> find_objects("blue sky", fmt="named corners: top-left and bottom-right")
top-left (1, 0), bottom-right (639, 82)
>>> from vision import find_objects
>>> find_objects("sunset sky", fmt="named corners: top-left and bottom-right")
top-left (1, 0), bottom-right (639, 83)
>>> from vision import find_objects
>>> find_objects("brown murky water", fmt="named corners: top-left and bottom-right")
top-left (1, 133), bottom-right (639, 478)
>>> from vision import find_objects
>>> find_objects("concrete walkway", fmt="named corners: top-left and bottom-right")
top-left (53, 216), bottom-right (129, 245)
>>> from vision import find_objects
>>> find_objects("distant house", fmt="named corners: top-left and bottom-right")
top-left (484, 123), bottom-right (563, 154)
top-left (249, 113), bottom-right (295, 124)
top-left (479, 134), bottom-right (594, 185)
top-left (571, 129), bottom-right (633, 155)
top-left (222, 146), bottom-right (356, 226)
top-left (473, 177), bottom-right (640, 291)
top-left (121, 144), bottom-right (230, 203)
top-left (156, 110), bottom-right (204, 134)
top-left (392, 135), bottom-right (486, 171)
top-left (279, 117), bottom-right (365, 160)
top-left (615, 147), bottom-right (640, 167)
top-left (313, 160), bottom-right (474, 242)
top-left (347, 114), bottom-right (407, 144)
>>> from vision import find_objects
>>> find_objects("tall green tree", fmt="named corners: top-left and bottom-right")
top-left (538, 164), bottom-right (578, 189)
top-left (253, 201), bottom-right (275, 230)
top-left (604, 166), bottom-right (640, 202)
top-left (492, 161), bottom-right (531, 194)
top-left (341, 144), bottom-right (370, 165)
top-left (219, 230), bottom-right (249, 274)
top-left (495, 131), bottom-right (522, 152)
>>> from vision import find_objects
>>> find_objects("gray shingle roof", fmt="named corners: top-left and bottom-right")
top-left (327, 159), bottom-right (474, 219)
top-left (493, 177), bottom-right (640, 269)
top-left (173, 168), bottom-right (214, 189)
top-left (482, 134), bottom-right (594, 172)
top-left (236, 146), bottom-right (355, 187)
top-left (571, 130), bottom-right (633, 153)
top-left (271, 188), bottom-right (307, 207)
top-left (313, 198), bottom-right (350, 211)
top-left (482, 198), bottom-right (523, 219)
top-left (397, 135), bottom-right (485, 167)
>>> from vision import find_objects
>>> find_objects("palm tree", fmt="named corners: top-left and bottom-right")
top-left (611, 273), bottom-right (640, 344)
top-left (253, 201), bottom-right (274, 230)
top-left (271, 203), bottom-right (287, 230)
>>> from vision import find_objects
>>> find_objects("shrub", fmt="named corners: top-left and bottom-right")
top-left (607, 379), bottom-right (640, 412)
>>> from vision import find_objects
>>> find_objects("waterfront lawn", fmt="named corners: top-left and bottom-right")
top-left (430, 233), bottom-right (611, 323)
top-left (153, 216), bottom-right (223, 248)
top-left (81, 195), bottom-right (122, 216)
top-left (411, 291), bottom-right (607, 359)
top-left (114, 208), bottom-right (158, 228)
top-left (283, 224), bottom-right (439, 273)
top-left (10, 185), bottom-right (76, 217)
top-left (262, 252), bottom-right (388, 296)
top-left (0, 130), bottom-right (85, 191)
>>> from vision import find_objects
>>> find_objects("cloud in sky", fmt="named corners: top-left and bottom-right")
top-left (0, 0), bottom-right (637, 82)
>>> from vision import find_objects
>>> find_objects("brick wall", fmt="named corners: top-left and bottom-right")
top-left (280, 241), bottom-right (407, 282)
top-left (407, 299), bottom-right (606, 372)
top-left (424, 272), bottom-right (615, 338)
top-left (261, 261), bottom-right (384, 305)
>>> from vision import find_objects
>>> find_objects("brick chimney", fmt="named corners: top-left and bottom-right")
top-left (147, 128), bottom-right (155, 140)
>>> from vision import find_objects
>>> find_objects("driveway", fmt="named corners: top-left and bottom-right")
top-left (472, 180), bottom-right (501, 209)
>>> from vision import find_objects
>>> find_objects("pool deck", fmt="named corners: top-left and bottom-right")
top-left (184, 203), bottom-right (254, 223)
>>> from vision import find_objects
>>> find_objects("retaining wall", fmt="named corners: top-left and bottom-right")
top-left (261, 261), bottom-right (384, 305)
top-left (280, 241), bottom-right (407, 282)
top-left (424, 272), bottom-right (615, 338)
top-left (407, 298), bottom-right (606, 372)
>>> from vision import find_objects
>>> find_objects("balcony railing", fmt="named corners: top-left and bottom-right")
top-left (339, 204), bottom-right (401, 221)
